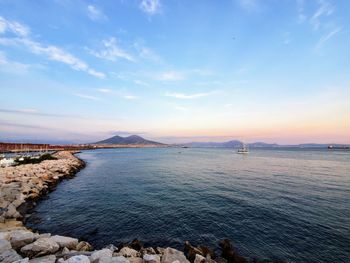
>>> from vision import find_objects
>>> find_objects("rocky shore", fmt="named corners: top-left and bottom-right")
top-left (0, 151), bottom-right (249, 263)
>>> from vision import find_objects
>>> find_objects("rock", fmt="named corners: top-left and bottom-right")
top-left (119, 247), bottom-right (140, 257)
top-left (29, 255), bottom-right (56, 263)
top-left (218, 239), bottom-right (247, 263)
top-left (156, 247), bottom-right (165, 255)
top-left (51, 235), bottom-right (78, 249)
top-left (161, 248), bottom-right (190, 263)
top-left (104, 244), bottom-right (118, 252)
top-left (0, 232), bottom-right (10, 240)
top-left (130, 239), bottom-right (143, 251)
top-left (128, 257), bottom-right (142, 263)
top-left (90, 248), bottom-right (113, 263)
top-left (9, 230), bottom-right (35, 249)
top-left (21, 237), bottom-right (59, 257)
top-left (141, 247), bottom-right (156, 255)
top-left (13, 258), bottom-right (29, 263)
top-left (0, 239), bottom-right (11, 253)
top-left (76, 241), bottom-right (93, 251)
top-left (110, 256), bottom-right (130, 263)
top-left (143, 254), bottom-right (160, 263)
top-left (0, 248), bottom-right (23, 263)
top-left (63, 255), bottom-right (90, 263)
top-left (195, 254), bottom-right (206, 263)
top-left (39, 233), bottom-right (51, 239)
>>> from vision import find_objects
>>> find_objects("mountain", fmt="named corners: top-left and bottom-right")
top-left (94, 135), bottom-right (163, 145)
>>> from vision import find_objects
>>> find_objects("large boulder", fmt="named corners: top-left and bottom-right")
top-left (50, 235), bottom-right (78, 249)
top-left (194, 254), bottom-right (206, 263)
top-left (0, 239), bottom-right (11, 253)
top-left (90, 248), bottom-right (113, 263)
top-left (9, 230), bottom-right (35, 249)
top-left (119, 247), bottom-right (140, 258)
top-left (161, 248), bottom-right (190, 263)
top-left (143, 254), bottom-right (160, 263)
top-left (13, 258), bottom-right (29, 263)
top-left (62, 255), bottom-right (90, 263)
top-left (0, 248), bottom-right (23, 263)
top-left (110, 256), bottom-right (131, 263)
top-left (76, 241), bottom-right (93, 251)
top-left (21, 238), bottom-right (59, 257)
top-left (29, 255), bottom-right (56, 263)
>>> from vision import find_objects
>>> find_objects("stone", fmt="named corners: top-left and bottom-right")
top-left (90, 248), bottom-right (113, 263)
top-left (128, 257), bottom-right (142, 263)
top-left (130, 239), bottom-right (143, 251)
top-left (104, 244), bottom-right (118, 252)
top-left (110, 256), bottom-right (131, 263)
top-left (76, 241), bottom-right (93, 251)
top-left (119, 247), bottom-right (140, 257)
top-left (9, 230), bottom-right (35, 249)
top-left (13, 258), bottom-right (29, 263)
top-left (143, 254), bottom-right (160, 263)
top-left (0, 248), bottom-right (22, 263)
top-left (0, 239), bottom-right (11, 253)
top-left (50, 235), bottom-right (78, 249)
top-left (21, 237), bottom-right (59, 257)
top-left (141, 247), bottom-right (156, 255)
top-left (161, 248), bottom-right (190, 263)
top-left (63, 255), bottom-right (90, 263)
top-left (29, 255), bottom-right (56, 263)
top-left (194, 254), bottom-right (206, 263)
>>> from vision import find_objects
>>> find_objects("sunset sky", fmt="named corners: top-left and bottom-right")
top-left (0, 0), bottom-right (349, 144)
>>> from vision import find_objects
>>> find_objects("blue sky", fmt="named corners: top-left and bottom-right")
top-left (0, 0), bottom-right (349, 144)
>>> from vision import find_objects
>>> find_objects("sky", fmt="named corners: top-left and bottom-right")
top-left (0, 0), bottom-right (349, 144)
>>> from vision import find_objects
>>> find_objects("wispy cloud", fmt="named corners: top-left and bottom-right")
top-left (310, 0), bottom-right (334, 31)
top-left (0, 51), bottom-right (32, 74)
top-left (0, 108), bottom-right (69, 118)
top-left (315, 27), bottom-right (342, 50)
top-left (139, 0), bottom-right (161, 15)
top-left (123, 95), bottom-right (138, 100)
top-left (158, 71), bottom-right (184, 81)
top-left (134, 41), bottom-right (162, 62)
top-left (97, 88), bottom-right (112, 93)
top-left (0, 16), bottom-right (30, 36)
top-left (87, 5), bottom-right (108, 21)
top-left (0, 16), bottom-right (105, 78)
top-left (165, 91), bottom-right (215, 99)
top-left (89, 37), bottom-right (134, 62)
top-left (74, 93), bottom-right (101, 101)
top-left (238, 0), bottom-right (259, 12)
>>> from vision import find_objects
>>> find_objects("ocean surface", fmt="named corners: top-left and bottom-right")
top-left (26, 148), bottom-right (350, 263)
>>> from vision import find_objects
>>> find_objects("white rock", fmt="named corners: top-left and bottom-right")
top-left (50, 235), bottom-right (78, 249)
top-left (161, 248), bottom-right (190, 263)
top-left (29, 255), bottom-right (56, 263)
top-left (119, 247), bottom-right (139, 257)
top-left (63, 255), bottom-right (90, 263)
top-left (0, 232), bottom-right (10, 240)
top-left (110, 256), bottom-right (131, 263)
top-left (21, 237), bottom-right (59, 257)
top-left (194, 254), bottom-right (206, 263)
top-left (13, 258), bottom-right (29, 263)
top-left (0, 239), bottom-right (11, 253)
top-left (143, 254), bottom-right (160, 263)
top-left (0, 248), bottom-right (23, 263)
top-left (9, 230), bottom-right (35, 249)
top-left (90, 248), bottom-right (113, 263)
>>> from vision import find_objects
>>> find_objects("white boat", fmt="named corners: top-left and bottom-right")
top-left (237, 143), bottom-right (249, 154)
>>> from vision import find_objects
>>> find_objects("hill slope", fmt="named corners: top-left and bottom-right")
top-left (94, 135), bottom-right (162, 145)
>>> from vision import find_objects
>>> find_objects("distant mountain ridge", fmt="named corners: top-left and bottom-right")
top-left (94, 135), bottom-right (163, 145)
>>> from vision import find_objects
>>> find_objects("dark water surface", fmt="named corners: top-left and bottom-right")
top-left (26, 148), bottom-right (350, 262)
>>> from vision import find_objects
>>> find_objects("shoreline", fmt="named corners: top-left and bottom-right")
top-left (0, 151), bottom-right (249, 263)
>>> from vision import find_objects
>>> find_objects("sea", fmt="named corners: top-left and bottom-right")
top-left (26, 148), bottom-right (350, 263)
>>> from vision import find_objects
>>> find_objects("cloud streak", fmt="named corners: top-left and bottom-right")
top-left (139, 0), bottom-right (161, 15)
top-left (74, 93), bottom-right (101, 101)
top-left (0, 16), bottom-right (105, 78)
top-left (89, 37), bottom-right (134, 62)
top-left (315, 27), bottom-right (342, 50)
top-left (87, 5), bottom-right (108, 21)
top-left (165, 91), bottom-right (215, 99)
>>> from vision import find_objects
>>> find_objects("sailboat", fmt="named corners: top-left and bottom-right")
top-left (237, 143), bottom-right (249, 154)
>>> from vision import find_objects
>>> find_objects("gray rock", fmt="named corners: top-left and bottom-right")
top-left (143, 254), bottom-right (160, 263)
top-left (9, 230), bottom-right (35, 249)
top-left (90, 248), bottom-right (113, 263)
top-left (21, 237), bottom-right (59, 257)
top-left (63, 255), bottom-right (90, 263)
top-left (76, 241), bottom-right (93, 251)
top-left (0, 248), bottom-right (23, 263)
top-left (0, 239), bottom-right (11, 253)
top-left (110, 256), bottom-right (131, 263)
top-left (50, 235), bottom-right (78, 249)
top-left (161, 248), bottom-right (190, 263)
top-left (13, 258), bottom-right (29, 263)
top-left (29, 255), bottom-right (56, 263)
top-left (194, 254), bottom-right (206, 263)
